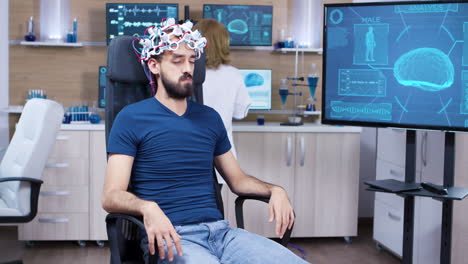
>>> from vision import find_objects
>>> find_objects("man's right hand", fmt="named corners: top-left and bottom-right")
top-left (141, 202), bottom-right (183, 261)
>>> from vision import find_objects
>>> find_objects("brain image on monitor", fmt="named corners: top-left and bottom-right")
top-left (323, 2), bottom-right (468, 132)
top-left (240, 69), bottom-right (272, 110)
top-left (203, 5), bottom-right (273, 46)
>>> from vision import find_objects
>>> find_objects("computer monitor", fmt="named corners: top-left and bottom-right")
top-left (239, 69), bottom-right (272, 110)
top-left (106, 3), bottom-right (179, 44)
top-left (203, 4), bottom-right (273, 46)
top-left (323, 1), bottom-right (468, 132)
top-left (98, 66), bottom-right (106, 108)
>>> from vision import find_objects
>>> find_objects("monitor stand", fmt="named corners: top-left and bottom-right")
top-left (370, 130), bottom-right (461, 264)
top-left (400, 130), bottom-right (456, 264)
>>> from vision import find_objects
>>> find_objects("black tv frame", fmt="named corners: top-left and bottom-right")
top-left (105, 3), bottom-right (179, 45)
top-left (202, 4), bottom-right (273, 47)
top-left (322, 0), bottom-right (468, 132)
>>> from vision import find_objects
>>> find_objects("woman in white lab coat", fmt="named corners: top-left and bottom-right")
top-left (193, 19), bottom-right (252, 183)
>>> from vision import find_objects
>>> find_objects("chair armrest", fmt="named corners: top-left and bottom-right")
top-left (0, 177), bottom-right (43, 184)
top-left (234, 195), bottom-right (270, 229)
top-left (0, 177), bottom-right (43, 223)
top-left (106, 213), bottom-right (145, 231)
top-left (235, 195), bottom-right (294, 247)
top-left (106, 213), bottom-right (158, 264)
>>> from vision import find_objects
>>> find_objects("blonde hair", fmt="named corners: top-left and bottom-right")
top-left (193, 19), bottom-right (231, 69)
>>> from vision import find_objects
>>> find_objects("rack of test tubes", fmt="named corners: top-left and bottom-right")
top-left (63, 103), bottom-right (101, 124)
top-left (27, 89), bottom-right (47, 100)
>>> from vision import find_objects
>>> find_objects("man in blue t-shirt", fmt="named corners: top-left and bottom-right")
top-left (102, 19), bottom-right (307, 264)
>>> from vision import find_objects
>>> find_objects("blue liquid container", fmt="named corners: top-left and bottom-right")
top-left (90, 114), bottom-right (101, 124)
top-left (307, 77), bottom-right (318, 98)
top-left (279, 90), bottom-right (289, 105)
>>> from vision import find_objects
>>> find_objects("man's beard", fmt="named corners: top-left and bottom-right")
top-left (160, 71), bottom-right (194, 99)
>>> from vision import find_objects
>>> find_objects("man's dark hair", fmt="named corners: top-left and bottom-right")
top-left (147, 54), bottom-right (163, 94)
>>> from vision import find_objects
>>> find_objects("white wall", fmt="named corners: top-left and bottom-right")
top-left (291, 0), bottom-right (323, 48)
top-left (0, 0), bottom-right (9, 161)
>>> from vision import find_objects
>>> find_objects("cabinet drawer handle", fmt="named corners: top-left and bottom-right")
top-left (40, 191), bottom-right (70, 196)
top-left (45, 163), bottom-right (69, 168)
top-left (287, 136), bottom-right (292, 167)
top-left (39, 218), bottom-right (69, 223)
top-left (389, 169), bottom-right (403, 178)
top-left (300, 136), bottom-right (305, 167)
top-left (56, 135), bottom-right (70, 141)
top-left (387, 212), bottom-right (402, 222)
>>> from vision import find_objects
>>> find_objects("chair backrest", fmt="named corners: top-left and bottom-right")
top-left (105, 36), bottom-right (207, 144)
top-left (105, 36), bottom-right (151, 145)
top-left (0, 99), bottom-right (64, 216)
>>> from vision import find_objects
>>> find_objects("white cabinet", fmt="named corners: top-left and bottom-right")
top-left (89, 131), bottom-right (108, 241)
top-left (223, 131), bottom-right (360, 238)
top-left (18, 131), bottom-right (90, 241)
top-left (18, 130), bottom-right (108, 242)
top-left (293, 133), bottom-right (359, 237)
top-left (373, 128), bottom-right (445, 263)
top-left (224, 132), bottom-right (295, 238)
top-left (374, 199), bottom-right (404, 256)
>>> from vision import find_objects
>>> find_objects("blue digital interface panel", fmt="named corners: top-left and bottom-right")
top-left (239, 69), bottom-right (272, 110)
top-left (106, 3), bottom-right (178, 44)
top-left (323, 2), bottom-right (468, 131)
top-left (98, 66), bottom-right (106, 108)
top-left (203, 5), bottom-right (273, 46)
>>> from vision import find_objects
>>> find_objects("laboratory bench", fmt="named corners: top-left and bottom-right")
top-left (17, 122), bottom-right (362, 244)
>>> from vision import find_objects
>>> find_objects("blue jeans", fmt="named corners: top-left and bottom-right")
top-left (141, 220), bottom-right (309, 264)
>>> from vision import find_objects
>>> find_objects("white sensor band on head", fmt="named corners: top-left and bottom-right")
top-left (138, 18), bottom-right (207, 61)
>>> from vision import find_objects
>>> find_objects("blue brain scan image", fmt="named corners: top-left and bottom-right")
top-left (244, 73), bottom-right (265, 87)
top-left (240, 69), bottom-right (272, 110)
top-left (228, 19), bottom-right (249, 34)
top-left (394, 48), bottom-right (454, 92)
top-left (323, 2), bottom-right (468, 131)
top-left (203, 5), bottom-right (273, 46)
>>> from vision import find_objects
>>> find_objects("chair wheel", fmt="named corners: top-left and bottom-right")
top-left (77, 240), bottom-right (86, 247)
top-left (344, 236), bottom-right (352, 244)
top-left (25, 241), bottom-right (35, 247)
top-left (96, 240), bottom-right (105, 247)
top-left (376, 242), bottom-right (383, 251)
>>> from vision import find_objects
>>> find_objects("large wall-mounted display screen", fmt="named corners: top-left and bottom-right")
top-left (203, 4), bottom-right (273, 46)
top-left (323, 1), bottom-right (468, 132)
top-left (106, 3), bottom-right (178, 44)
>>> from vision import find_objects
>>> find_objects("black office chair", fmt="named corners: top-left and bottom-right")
top-left (104, 36), bottom-right (293, 264)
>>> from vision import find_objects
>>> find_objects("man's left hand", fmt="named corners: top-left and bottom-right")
top-left (268, 187), bottom-right (295, 239)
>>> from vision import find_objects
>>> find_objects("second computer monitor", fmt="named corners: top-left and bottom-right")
top-left (203, 4), bottom-right (273, 46)
top-left (239, 69), bottom-right (272, 110)
top-left (106, 3), bottom-right (179, 44)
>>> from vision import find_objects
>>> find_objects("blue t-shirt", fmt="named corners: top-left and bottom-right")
top-left (107, 97), bottom-right (231, 226)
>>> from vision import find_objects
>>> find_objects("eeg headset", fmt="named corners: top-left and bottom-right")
top-left (132, 18), bottom-right (207, 95)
